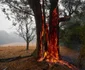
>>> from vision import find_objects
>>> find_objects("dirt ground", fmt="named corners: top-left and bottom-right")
top-left (0, 46), bottom-right (79, 70)
top-left (0, 56), bottom-right (72, 70)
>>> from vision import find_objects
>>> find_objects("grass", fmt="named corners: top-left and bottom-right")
top-left (0, 46), bottom-right (36, 59)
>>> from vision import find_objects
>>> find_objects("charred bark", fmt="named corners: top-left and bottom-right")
top-left (48, 0), bottom-right (61, 59)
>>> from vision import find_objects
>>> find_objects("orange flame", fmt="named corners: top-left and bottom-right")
top-left (43, 8), bottom-right (60, 63)
top-left (38, 8), bottom-right (60, 62)
top-left (38, 8), bottom-right (79, 70)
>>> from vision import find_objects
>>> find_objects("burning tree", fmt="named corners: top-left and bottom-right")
top-left (29, 0), bottom-right (79, 70)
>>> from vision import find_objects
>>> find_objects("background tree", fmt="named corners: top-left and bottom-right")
top-left (0, 0), bottom-right (35, 50)
top-left (61, 0), bottom-right (85, 16)
top-left (59, 0), bottom-right (85, 69)
top-left (16, 16), bottom-right (35, 50)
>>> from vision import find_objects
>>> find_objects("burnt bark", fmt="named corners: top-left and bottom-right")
top-left (48, 0), bottom-right (61, 59)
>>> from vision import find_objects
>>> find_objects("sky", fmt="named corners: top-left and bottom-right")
top-left (0, 9), bottom-right (15, 33)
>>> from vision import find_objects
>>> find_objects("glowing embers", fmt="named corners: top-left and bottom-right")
top-left (43, 51), bottom-right (59, 63)
top-left (44, 30), bottom-right (59, 63)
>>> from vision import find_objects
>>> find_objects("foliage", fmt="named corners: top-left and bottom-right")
top-left (61, 0), bottom-right (85, 16)
top-left (79, 45), bottom-right (85, 69)
top-left (60, 21), bottom-right (85, 50)
top-left (59, 0), bottom-right (85, 49)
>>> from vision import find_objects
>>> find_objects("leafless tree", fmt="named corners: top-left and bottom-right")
top-left (16, 15), bottom-right (35, 50)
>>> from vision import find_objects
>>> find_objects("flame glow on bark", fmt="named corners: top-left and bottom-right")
top-left (38, 0), bottom-right (79, 70)
top-left (38, 7), bottom-right (60, 62)
top-left (38, 8), bottom-right (79, 70)
top-left (44, 8), bottom-right (60, 63)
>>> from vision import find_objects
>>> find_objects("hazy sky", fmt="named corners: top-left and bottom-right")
top-left (0, 8), bottom-right (15, 33)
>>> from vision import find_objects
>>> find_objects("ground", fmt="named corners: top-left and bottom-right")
top-left (0, 45), bottom-right (79, 70)
top-left (0, 46), bottom-right (35, 58)
top-left (0, 56), bottom-right (72, 70)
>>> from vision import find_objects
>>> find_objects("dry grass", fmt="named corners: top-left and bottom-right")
top-left (0, 45), bottom-right (79, 59)
top-left (0, 46), bottom-right (36, 59)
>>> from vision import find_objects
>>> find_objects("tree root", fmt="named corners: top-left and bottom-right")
top-left (0, 55), bottom-right (32, 62)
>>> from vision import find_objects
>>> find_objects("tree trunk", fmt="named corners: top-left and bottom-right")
top-left (43, 0), bottom-right (61, 61)
top-left (26, 21), bottom-right (29, 50)
top-left (26, 39), bottom-right (29, 50)
top-left (29, 0), bottom-right (42, 58)
top-left (29, 0), bottom-right (61, 60)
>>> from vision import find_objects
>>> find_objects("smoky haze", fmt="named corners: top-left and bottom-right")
top-left (0, 30), bottom-right (25, 45)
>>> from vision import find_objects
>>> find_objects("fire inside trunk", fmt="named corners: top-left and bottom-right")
top-left (44, 8), bottom-right (60, 63)
top-left (37, 0), bottom-right (79, 70)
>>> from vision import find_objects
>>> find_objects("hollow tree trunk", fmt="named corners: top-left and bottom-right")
top-left (43, 0), bottom-right (61, 61)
